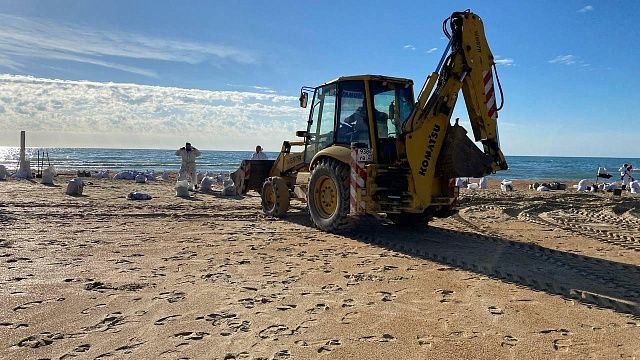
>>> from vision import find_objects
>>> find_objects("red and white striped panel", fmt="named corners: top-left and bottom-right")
top-left (350, 149), bottom-right (367, 214)
top-left (482, 70), bottom-right (497, 120)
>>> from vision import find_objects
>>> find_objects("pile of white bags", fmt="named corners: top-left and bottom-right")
top-left (41, 166), bottom-right (56, 185)
top-left (175, 180), bottom-right (190, 197)
top-left (500, 179), bottom-right (513, 191)
top-left (222, 176), bottom-right (237, 196)
top-left (113, 170), bottom-right (156, 181)
top-left (93, 170), bottom-right (110, 179)
top-left (0, 165), bottom-right (7, 180)
top-left (200, 176), bottom-right (215, 193)
top-left (576, 179), bottom-right (588, 191)
top-left (66, 178), bottom-right (84, 196)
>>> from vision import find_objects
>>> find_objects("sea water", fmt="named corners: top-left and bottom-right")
top-left (0, 147), bottom-right (638, 181)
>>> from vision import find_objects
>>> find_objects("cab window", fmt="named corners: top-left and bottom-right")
top-left (336, 80), bottom-right (369, 146)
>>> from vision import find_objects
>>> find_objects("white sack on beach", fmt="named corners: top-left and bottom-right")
top-left (500, 179), bottom-right (513, 191)
top-left (479, 177), bottom-right (488, 189)
top-left (175, 180), bottom-right (190, 197)
top-left (200, 176), bottom-right (215, 193)
top-left (467, 183), bottom-right (479, 191)
top-left (537, 185), bottom-right (550, 192)
top-left (577, 179), bottom-right (588, 191)
top-left (0, 165), bottom-right (7, 180)
top-left (631, 181), bottom-right (640, 193)
top-left (66, 178), bottom-right (84, 196)
top-left (41, 166), bottom-right (55, 185)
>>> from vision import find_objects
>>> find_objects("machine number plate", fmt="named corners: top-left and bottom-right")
top-left (356, 148), bottom-right (373, 162)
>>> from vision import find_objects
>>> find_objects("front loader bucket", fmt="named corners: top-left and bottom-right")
top-left (230, 160), bottom-right (275, 195)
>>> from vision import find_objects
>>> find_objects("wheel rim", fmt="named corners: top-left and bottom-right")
top-left (264, 183), bottom-right (276, 211)
top-left (314, 175), bottom-right (337, 218)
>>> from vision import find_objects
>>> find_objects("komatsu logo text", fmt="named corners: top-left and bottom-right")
top-left (418, 124), bottom-right (441, 176)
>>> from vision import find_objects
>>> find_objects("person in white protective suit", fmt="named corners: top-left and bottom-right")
top-left (619, 163), bottom-right (633, 190)
top-left (175, 142), bottom-right (201, 189)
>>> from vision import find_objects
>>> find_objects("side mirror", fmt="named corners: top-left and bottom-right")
top-left (299, 91), bottom-right (308, 108)
top-left (295, 130), bottom-right (308, 138)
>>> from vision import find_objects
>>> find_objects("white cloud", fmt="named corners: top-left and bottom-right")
top-left (426, 47), bottom-right (438, 54)
top-left (403, 44), bottom-right (416, 51)
top-left (578, 5), bottom-right (594, 13)
top-left (549, 54), bottom-right (577, 65)
top-left (0, 13), bottom-right (256, 77)
top-left (0, 75), bottom-right (306, 150)
top-left (494, 55), bottom-right (515, 67)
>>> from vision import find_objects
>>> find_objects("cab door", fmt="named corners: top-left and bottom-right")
top-left (304, 84), bottom-right (337, 163)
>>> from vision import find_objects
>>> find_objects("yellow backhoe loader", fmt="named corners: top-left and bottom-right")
top-left (232, 10), bottom-right (508, 232)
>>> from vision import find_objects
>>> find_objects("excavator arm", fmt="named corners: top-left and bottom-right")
top-left (403, 10), bottom-right (508, 208)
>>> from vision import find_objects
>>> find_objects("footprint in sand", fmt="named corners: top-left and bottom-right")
top-left (317, 339), bottom-right (342, 353)
top-left (321, 284), bottom-right (343, 293)
top-left (13, 297), bottom-right (65, 311)
top-left (154, 315), bottom-right (182, 325)
top-left (553, 338), bottom-right (572, 352)
top-left (93, 341), bottom-right (145, 360)
top-left (417, 334), bottom-right (434, 349)
top-left (173, 331), bottom-right (210, 341)
top-left (501, 335), bottom-right (518, 347)
top-left (358, 334), bottom-right (396, 343)
top-left (238, 296), bottom-right (272, 309)
top-left (341, 311), bottom-right (360, 324)
top-left (341, 299), bottom-right (355, 308)
top-left (153, 291), bottom-right (186, 303)
top-left (435, 289), bottom-right (454, 303)
top-left (82, 313), bottom-right (126, 333)
top-left (197, 312), bottom-right (251, 336)
top-left (0, 321), bottom-right (28, 329)
top-left (60, 343), bottom-right (92, 359)
top-left (378, 291), bottom-right (396, 302)
top-left (488, 306), bottom-right (504, 315)
top-left (15, 332), bottom-right (68, 348)
top-left (258, 325), bottom-right (294, 340)
top-left (306, 303), bottom-right (329, 314)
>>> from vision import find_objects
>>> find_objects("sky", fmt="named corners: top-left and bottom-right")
top-left (0, 0), bottom-right (638, 156)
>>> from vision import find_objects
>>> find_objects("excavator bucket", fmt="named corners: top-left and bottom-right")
top-left (436, 124), bottom-right (493, 178)
top-left (230, 160), bottom-right (275, 195)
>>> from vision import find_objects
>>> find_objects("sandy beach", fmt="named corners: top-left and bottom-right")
top-left (1, 176), bottom-right (639, 359)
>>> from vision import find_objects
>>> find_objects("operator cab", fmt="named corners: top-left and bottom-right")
top-left (299, 75), bottom-right (414, 165)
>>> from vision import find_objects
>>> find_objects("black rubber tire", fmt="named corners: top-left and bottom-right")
top-left (387, 212), bottom-right (429, 227)
top-left (261, 176), bottom-right (290, 217)
top-left (308, 158), bottom-right (353, 233)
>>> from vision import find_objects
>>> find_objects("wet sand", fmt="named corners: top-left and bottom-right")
top-left (1, 176), bottom-right (639, 359)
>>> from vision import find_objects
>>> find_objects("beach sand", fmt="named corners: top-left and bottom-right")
top-left (1, 176), bottom-right (639, 359)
